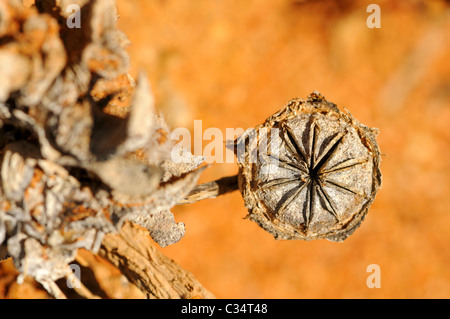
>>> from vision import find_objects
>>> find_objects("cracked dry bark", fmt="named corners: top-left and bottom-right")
top-left (99, 222), bottom-right (215, 299)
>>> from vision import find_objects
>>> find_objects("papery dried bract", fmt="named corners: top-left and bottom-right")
top-left (0, 0), bottom-right (205, 296)
top-left (121, 72), bottom-right (156, 153)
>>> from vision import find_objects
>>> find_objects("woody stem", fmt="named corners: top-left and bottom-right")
top-left (177, 174), bottom-right (239, 204)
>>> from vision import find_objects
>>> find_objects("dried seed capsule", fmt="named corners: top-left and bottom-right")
top-left (236, 92), bottom-right (382, 241)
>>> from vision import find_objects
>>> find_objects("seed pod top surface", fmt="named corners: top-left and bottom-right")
top-left (236, 92), bottom-right (382, 241)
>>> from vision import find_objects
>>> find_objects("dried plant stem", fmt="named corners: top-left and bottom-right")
top-left (99, 221), bottom-right (215, 299)
top-left (178, 175), bottom-right (239, 205)
top-left (64, 267), bottom-right (101, 299)
top-left (39, 279), bottom-right (67, 299)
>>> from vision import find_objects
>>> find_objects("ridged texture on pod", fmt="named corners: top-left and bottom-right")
top-left (236, 92), bottom-right (382, 241)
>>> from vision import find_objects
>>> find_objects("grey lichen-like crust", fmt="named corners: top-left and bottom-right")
top-left (236, 92), bottom-right (382, 241)
top-left (0, 0), bottom-right (205, 292)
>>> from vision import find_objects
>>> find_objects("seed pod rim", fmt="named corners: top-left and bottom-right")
top-left (236, 92), bottom-right (382, 241)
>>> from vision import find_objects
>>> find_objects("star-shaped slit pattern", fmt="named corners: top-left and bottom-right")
top-left (259, 117), bottom-right (369, 232)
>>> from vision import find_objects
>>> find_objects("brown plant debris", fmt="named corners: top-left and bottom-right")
top-left (0, 0), bottom-right (204, 297)
top-left (99, 221), bottom-right (215, 299)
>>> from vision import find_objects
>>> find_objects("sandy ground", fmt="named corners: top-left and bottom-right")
top-left (1, 0), bottom-right (449, 298)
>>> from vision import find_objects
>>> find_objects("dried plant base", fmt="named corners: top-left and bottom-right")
top-left (236, 92), bottom-right (382, 241)
top-left (0, 1), bottom-right (206, 295)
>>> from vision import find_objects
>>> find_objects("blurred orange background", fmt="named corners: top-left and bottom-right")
top-left (3, 0), bottom-right (450, 298)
